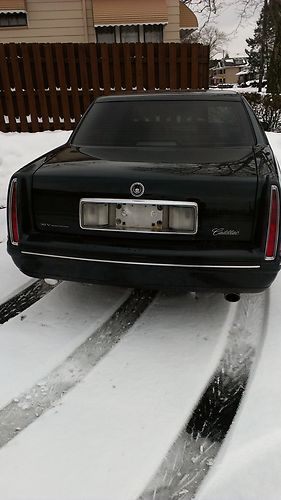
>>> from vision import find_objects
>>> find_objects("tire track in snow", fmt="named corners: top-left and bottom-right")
top-left (0, 288), bottom-right (155, 448)
top-left (0, 279), bottom-right (54, 324)
top-left (139, 291), bottom-right (268, 500)
top-left (0, 291), bottom-right (234, 500)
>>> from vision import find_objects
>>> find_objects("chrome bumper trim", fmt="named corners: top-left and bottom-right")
top-left (21, 251), bottom-right (261, 269)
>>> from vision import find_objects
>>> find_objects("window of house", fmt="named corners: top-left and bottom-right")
top-left (95, 24), bottom-right (164, 44)
top-left (96, 26), bottom-right (115, 43)
top-left (120, 25), bottom-right (139, 43)
top-left (144, 25), bottom-right (163, 42)
top-left (0, 11), bottom-right (27, 27)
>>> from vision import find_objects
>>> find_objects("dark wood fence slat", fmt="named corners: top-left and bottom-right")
top-left (169, 43), bottom-right (177, 90)
top-left (66, 43), bottom-right (82, 123)
top-left (78, 44), bottom-right (91, 111)
top-left (123, 43), bottom-right (133, 91)
top-left (191, 44), bottom-right (199, 89)
top-left (180, 43), bottom-right (188, 90)
top-left (112, 43), bottom-right (122, 92)
top-left (31, 43), bottom-right (49, 130)
top-left (89, 44), bottom-right (101, 99)
top-left (135, 43), bottom-right (144, 91)
top-left (204, 45), bottom-right (210, 91)
top-left (44, 44), bottom-right (61, 129)
top-left (8, 43), bottom-right (29, 132)
top-left (21, 44), bottom-right (40, 132)
top-left (158, 43), bottom-right (166, 90)
top-left (0, 44), bottom-right (17, 132)
top-left (54, 43), bottom-right (72, 130)
top-left (100, 43), bottom-right (111, 95)
top-left (0, 42), bottom-right (209, 133)
top-left (147, 43), bottom-right (155, 90)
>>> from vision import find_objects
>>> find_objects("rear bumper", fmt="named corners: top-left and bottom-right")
top-left (8, 247), bottom-right (279, 293)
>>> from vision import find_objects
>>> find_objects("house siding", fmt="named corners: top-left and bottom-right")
top-left (0, 0), bottom-right (196, 44)
top-left (210, 66), bottom-right (242, 85)
top-left (0, 0), bottom-right (86, 43)
top-left (86, 0), bottom-right (96, 41)
top-left (164, 0), bottom-right (180, 42)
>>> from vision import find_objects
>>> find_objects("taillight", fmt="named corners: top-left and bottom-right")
top-left (8, 179), bottom-right (19, 245)
top-left (265, 185), bottom-right (280, 260)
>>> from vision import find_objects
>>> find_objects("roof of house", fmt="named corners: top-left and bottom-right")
top-left (179, 2), bottom-right (198, 29)
top-left (209, 57), bottom-right (248, 71)
top-left (93, 0), bottom-right (198, 28)
top-left (0, 0), bottom-right (26, 12)
top-left (221, 57), bottom-right (248, 67)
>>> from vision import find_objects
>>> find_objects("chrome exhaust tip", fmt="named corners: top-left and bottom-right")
top-left (224, 293), bottom-right (240, 302)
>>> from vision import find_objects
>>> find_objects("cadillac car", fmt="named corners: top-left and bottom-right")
top-left (7, 92), bottom-right (281, 300)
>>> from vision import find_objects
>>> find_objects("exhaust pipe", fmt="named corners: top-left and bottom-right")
top-left (44, 278), bottom-right (58, 286)
top-left (224, 293), bottom-right (240, 302)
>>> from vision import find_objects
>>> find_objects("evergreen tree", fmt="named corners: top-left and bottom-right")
top-left (245, 0), bottom-right (275, 89)
top-left (268, 0), bottom-right (281, 93)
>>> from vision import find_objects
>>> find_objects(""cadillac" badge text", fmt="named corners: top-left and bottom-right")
top-left (212, 228), bottom-right (240, 236)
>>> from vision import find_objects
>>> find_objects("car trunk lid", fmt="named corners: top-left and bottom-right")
top-left (31, 145), bottom-right (258, 243)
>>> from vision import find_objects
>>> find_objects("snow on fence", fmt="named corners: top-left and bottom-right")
top-left (0, 42), bottom-right (209, 133)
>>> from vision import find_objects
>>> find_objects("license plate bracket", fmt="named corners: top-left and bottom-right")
top-left (115, 203), bottom-right (163, 230)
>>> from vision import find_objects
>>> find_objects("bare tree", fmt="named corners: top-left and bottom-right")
top-left (181, 0), bottom-right (281, 92)
top-left (182, 25), bottom-right (229, 58)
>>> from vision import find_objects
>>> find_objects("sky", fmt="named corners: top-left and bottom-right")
top-left (196, 1), bottom-right (263, 57)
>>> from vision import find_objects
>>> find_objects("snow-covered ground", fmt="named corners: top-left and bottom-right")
top-left (0, 131), bottom-right (71, 302)
top-left (197, 279), bottom-right (281, 500)
top-left (0, 130), bottom-right (281, 499)
top-left (0, 130), bottom-right (71, 207)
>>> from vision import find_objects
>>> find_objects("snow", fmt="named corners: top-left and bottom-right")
top-left (0, 240), bottom-right (33, 305)
top-left (197, 277), bottom-right (281, 500)
top-left (0, 292), bottom-right (235, 500)
top-left (0, 129), bottom-right (280, 499)
top-left (0, 130), bottom-right (71, 207)
top-left (0, 205), bottom-right (34, 303)
top-left (268, 132), bottom-right (281, 165)
top-left (0, 131), bottom-right (71, 303)
top-left (0, 282), bottom-right (130, 409)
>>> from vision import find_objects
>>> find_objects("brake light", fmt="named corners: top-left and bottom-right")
top-left (265, 185), bottom-right (280, 260)
top-left (8, 179), bottom-right (19, 245)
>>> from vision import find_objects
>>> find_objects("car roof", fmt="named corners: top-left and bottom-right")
top-left (96, 90), bottom-right (241, 103)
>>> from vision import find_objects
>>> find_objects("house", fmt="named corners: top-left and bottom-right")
top-left (0, 0), bottom-right (198, 44)
top-left (209, 56), bottom-right (249, 86)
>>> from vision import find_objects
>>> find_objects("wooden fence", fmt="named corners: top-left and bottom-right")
top-left (0, 42), bottom-right (209, 133)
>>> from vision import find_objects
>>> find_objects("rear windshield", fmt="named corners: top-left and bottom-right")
top-left (72, 100), bottom-right (255, 148)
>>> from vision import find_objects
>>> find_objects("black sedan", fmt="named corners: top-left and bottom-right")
top-left (7, 91), bottom-right (281, 298)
